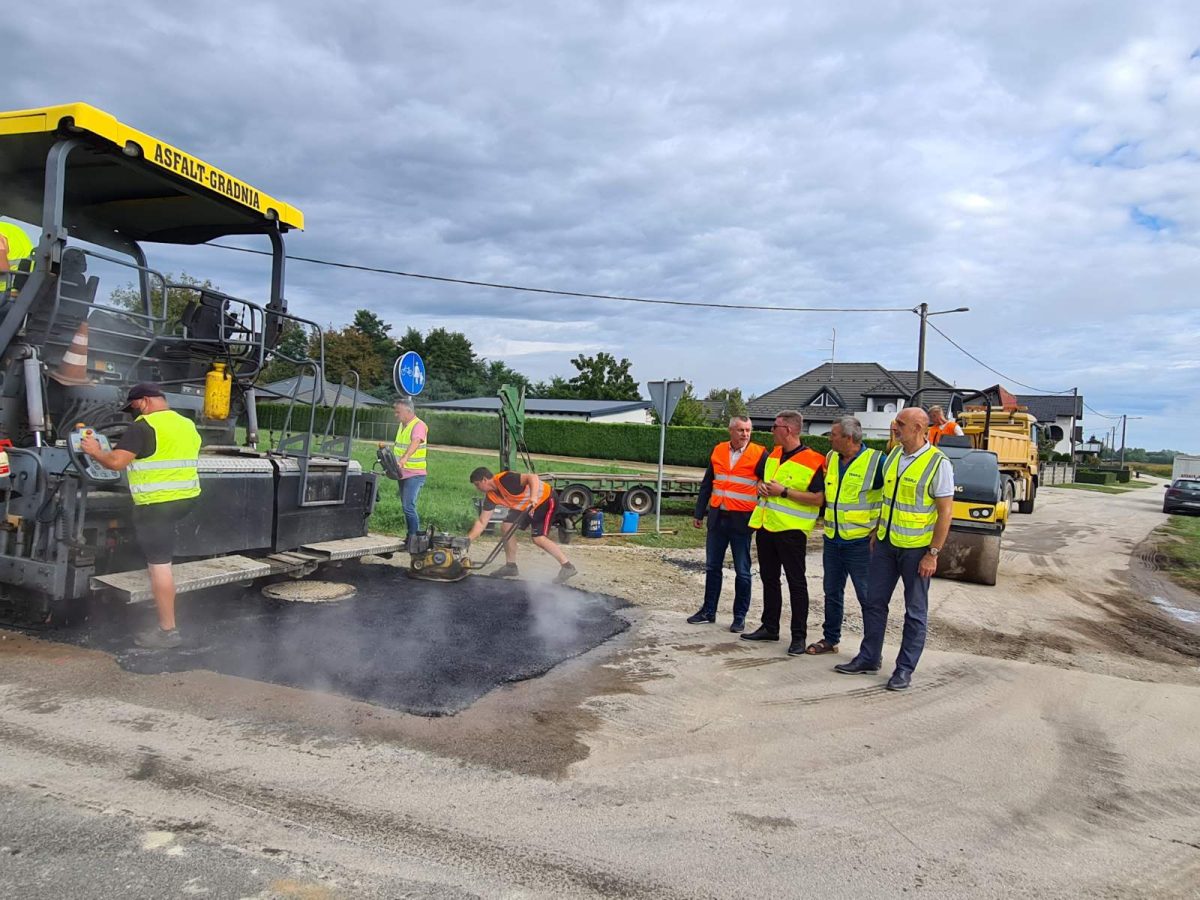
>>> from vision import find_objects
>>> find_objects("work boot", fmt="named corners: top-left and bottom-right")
top-left (740, 626), bottom-right (780, 642)
top-left (135, 626), bottom-right (181, 649)
top-left (553, 562), bottom-right (578, 584)
top-left (686, 609), bottom-right (716, 624)
top-left (493, 563), bottom-right (520, 578)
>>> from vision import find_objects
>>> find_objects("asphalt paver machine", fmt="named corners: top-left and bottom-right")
top-left (0, 103), bottom-right (399, 624)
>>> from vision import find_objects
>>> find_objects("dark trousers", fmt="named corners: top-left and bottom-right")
top-left (857, 540), bottom-right (930, 673)
top-left (701, 512), bottom-right (753, 621)
top-left (755, 529), bottom-right (809, 640)
top-left (821, 537), bottom-right (871, 646)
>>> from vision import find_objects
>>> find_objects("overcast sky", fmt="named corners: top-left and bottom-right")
top-left (10, 1), bottom-right (1200, 451)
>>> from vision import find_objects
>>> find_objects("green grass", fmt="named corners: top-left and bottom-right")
top-left (1132, 463), bottom-right (1174, 478)
top-left (363, 447), bottom-right (641, 535)
top-left (1157, 516), bottom-right (1200, 593)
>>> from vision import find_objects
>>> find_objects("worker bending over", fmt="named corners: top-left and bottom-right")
top-left (467, 467), bottom-right (577, 584)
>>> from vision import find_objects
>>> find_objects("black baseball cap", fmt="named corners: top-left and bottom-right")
top-left (123, 382), bottom-right (165, 411)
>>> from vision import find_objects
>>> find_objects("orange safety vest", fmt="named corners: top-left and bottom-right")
top-left (710, 441), bottom-right (766, 513)
top-left (928, 421), bottom-right (959, 445)
top-left (487, 470), bottom-right (551, 511)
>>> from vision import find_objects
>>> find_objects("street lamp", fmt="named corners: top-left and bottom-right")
top-left (914, 303), bottom-right (970, 396)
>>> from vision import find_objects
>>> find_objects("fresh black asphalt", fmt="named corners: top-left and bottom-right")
top-left (48, 565), bottom-right (631, 716)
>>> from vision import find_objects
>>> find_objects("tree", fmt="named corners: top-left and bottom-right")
top-left (350, 309), bottom-right (398, 390)
top-left (564, 352), bottom-right (641, 400)
top-left (319, 325), bottom-right (385, 391)
top-left (109, 271), bottom-right (221, 334)
top-left (705, 387), bottom-right (748, 420)
top-left (259, 322), bottom-right (310, 384)
top-left (478, 359), bottom-right (531, 395)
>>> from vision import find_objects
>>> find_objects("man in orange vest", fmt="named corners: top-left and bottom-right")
top-left (687, 416), bottom-right (766, 632)
top-left (927, 405), bottom-right (963, 445)
top-left (467, 467), bottom-right (577, 583)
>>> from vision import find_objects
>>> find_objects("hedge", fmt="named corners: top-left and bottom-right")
top-left (1076, 470), bottom-right (1117, 485)
top-left (251, 404), bottom-right (889, 467)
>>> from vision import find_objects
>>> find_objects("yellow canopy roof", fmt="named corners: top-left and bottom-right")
top-left (0, 102), bottom-right (304, 244)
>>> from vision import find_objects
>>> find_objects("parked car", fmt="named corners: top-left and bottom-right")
top-left (1163, 477), bottom-right (1200, 515)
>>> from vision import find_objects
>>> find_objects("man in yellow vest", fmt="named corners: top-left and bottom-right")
top-left (0, 221), bottom-right (35, 294)
top-left (81, 383), bottom-right (202, 649)
top-left (804, 416), bottom-right (883, 656)
top-left (393, 397), bottom-right (428, 541)
top-left (742, 410), bottom-right (826, 654)
top-left (687, 415), bottom-right (766, 632)
top-left (835, 407), bottom-right (954, 690)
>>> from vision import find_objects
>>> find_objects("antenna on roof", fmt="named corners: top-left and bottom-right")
top-left (825, 327), bottom-right (836, 379)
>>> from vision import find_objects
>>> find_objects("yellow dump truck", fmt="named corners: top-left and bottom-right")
top-left (956, 406), bottom-right (1040, 513)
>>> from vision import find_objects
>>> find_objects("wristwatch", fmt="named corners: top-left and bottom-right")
top-left (928, 547), bottom-right (940, 557)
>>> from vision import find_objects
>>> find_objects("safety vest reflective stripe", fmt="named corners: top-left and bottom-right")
top-left (393, 417), bottom-right (427, 473)
top-left (126, 409), bottom-right (202, 506)
top-left (725, 474), bottom-right (757, 485)
top-left (712, 487), bottom-right (756, 500)
top-left (129, 479), bottom-right (200, 494)
top-left (761, 501), bottom-right (819, 520)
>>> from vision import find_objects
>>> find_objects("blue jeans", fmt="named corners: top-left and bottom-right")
top-left (856, 540), bottom-right (930, 674)
top-left (400, 475), bottom-right (426, 536)
top-left (821, 537), bottom-right (871, 646)
top-left (701, 512), bottom-right (753, 621)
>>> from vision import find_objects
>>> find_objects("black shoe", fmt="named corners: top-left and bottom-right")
top-left (834, 657), bottom-right (881, 675)
top-left (729, 618), bottom-right (745, 633)
top-left (686, 610), bottom-right (716, 624)
top-left (740, 626), bottom-right (779, 642)
top-left (886, 670), bottom-right (912, 691)
top-left (787, 640), bottom-right (807, 656)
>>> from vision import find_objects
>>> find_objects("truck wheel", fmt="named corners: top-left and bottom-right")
top-left (1002, 480), bottom-right (1014, 511)
top-left (622, 486), bottom-right (656, 514)
top-left (559, 483), bottom-right (594, 510)
top-left (1016, 482), bottom-right (1037, 514)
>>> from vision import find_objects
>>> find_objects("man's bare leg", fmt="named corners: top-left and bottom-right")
top-left (146, 563), bottom-right (176, 630)
top-left (532, 535), bottom-right (569, 566)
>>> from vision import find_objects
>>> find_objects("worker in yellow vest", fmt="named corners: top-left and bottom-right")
top-left (393, 397), bottom-right (428, 542)
top-left (0, 221), bottom-right (35, 294)
top-left (742, 410), bottom-right (826, 655)
top-left (81, 383), bottom-right (201, 649)
top-left (687, 415), bottom-right (766, 632)
top-left (803, 415), bottom-right (883, 656)
top-left (835, 407), bottom-right (954, 690)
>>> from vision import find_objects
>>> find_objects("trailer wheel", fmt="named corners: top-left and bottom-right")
top-left (1016, 481), bottom-right (1037, 514)
top-left (559, 483), bottom-right (594, 510)
top-left (622, 486), bottom-right (656, 514)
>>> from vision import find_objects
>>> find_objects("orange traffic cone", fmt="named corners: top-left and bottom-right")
top-left (49, 322), bottom-right (94, 385)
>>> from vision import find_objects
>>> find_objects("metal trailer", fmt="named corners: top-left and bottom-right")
top-left (543, 473), bottom-right (703, 516)
top-left (0, 103), bottom-right (396, 624)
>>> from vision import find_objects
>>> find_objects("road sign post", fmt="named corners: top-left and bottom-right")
top-left (647, 380), bottom-right (687, 533)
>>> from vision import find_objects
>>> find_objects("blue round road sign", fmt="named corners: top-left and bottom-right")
top-left (394, 351), bottom-right (427, 396)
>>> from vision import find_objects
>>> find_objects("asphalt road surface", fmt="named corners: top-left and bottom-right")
top-left (1, 480), bottom-right (1198, 898)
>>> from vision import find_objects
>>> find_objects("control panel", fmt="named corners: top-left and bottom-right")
top-left (68, 426), bottom-right (121, 482)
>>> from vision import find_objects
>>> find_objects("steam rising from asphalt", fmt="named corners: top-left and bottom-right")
top-left (524, 581), bottom-right (587, 653)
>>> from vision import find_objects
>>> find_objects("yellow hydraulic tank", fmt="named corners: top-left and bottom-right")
top-left (204, 362), bottom-right (232, 419)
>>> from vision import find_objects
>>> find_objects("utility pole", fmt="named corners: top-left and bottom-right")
top-left (1068, 387), bottom-right (1078, 464)
top-left (913, 303), bottom-right (969, 402)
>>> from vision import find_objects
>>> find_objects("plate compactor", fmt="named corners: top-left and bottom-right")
top-left (405, 511), bottom-right (531, 583)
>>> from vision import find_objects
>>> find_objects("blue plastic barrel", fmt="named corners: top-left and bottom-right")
top-left (582, 508), bottom-right (604, 538)
top-left (621, 511), bottom-right (640, 533)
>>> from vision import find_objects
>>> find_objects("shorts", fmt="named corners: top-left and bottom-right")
top-left (131, 498), bottom-right (198, 565)
top-left (524, 495), bottom-right (556, 538)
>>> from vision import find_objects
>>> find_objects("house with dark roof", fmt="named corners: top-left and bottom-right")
top-left (746, 363), bottom-right (960, 438)
top-left (1015, 393), bottom-right (1084, 455)
top-left (257, 374), bottom-right (390, 408)
top-left (420, 397), bottom-right (653, 424)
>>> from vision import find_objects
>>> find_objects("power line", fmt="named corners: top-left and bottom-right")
top-left (925, 320), bottom-right (1075, 394)
top-left (1083, 403), bottom-right (1122, 420)
top-left (206, 242), bottom-right (913, 314)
